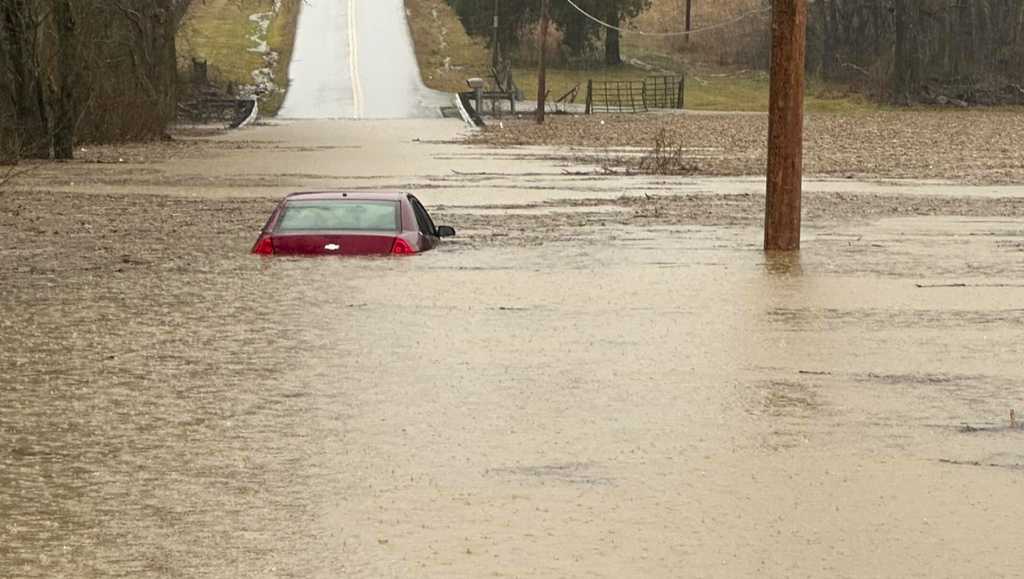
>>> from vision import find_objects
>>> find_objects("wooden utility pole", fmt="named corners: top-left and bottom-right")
top-left (492, 0), bottom-right (500, 70)
top-left (536, 0), bottom-right (550, 124)
top-left (685, 0), bottom-right (692, 43)
top-left (764, 0), bottom-right (807, 251)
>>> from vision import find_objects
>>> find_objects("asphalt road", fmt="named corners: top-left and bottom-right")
top-left (277, 0), bottom-right (450, 119)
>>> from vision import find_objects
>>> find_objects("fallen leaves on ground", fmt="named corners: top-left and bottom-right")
top-left (472, 110), bottom-right (1024, 184)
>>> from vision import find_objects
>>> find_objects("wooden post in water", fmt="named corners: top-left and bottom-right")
top-left (536, 0), bottom-right (550, 124)
top-left (764, 0), bottom-right (807, 251)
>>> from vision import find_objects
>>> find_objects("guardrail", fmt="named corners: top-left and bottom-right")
top-left (177, 97), bottom-right (257, 128)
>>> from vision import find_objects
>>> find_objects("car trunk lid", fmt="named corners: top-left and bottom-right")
top-left (271, 233), bottom-right (398, 256)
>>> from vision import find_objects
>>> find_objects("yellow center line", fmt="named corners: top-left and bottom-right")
top-left (348, 0), bottom-right (363, 118)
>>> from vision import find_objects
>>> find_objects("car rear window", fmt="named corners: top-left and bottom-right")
top-left (275, 200), bottom-right (399, 232)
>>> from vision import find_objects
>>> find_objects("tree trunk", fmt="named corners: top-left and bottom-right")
top-left (491, 0), bottom-right (500, 68)
top-left (684, 0), bottom-right (692, 44)
top-left (3, 0), bottom-right (48, 158)
top-left (604, 3), bottom-right (621, 66)
top-left (892, 0), bottom-right (918, 104)
top-left (973, 1), bottom-right (990, 77)
top-left (536, 0), bottom-right (550, 123)
top-left (0, 5), bottom-right (14, 159)
top-left (563, 10), bottom-right (588, 56)
top-left (53, 0), bottom-right (76, 159)
top-left (823, 0), bottom-right (839, 75)
top-left (153, 6), bottom-right (178, 126)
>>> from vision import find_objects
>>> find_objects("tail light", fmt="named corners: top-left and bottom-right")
top-left (391, 238), bottom-right (415, 255)
top-left (252, 234), bottom-right (273, 255)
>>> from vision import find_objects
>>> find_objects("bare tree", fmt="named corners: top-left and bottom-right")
top-left (806, 0), bottom-right (1024, 104)
top-left (0, 0), bottom-right (184, 161)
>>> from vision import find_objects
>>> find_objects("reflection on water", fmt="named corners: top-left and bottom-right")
top-left (762, 250), bottom-right (803, 277)
top-left (3, 222), bottom-right (1024, 577)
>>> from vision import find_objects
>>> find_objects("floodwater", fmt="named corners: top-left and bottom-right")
top-left (2, 120), bottom-right (1024, 577)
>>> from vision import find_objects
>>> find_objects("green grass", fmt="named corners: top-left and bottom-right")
top-left (263, 0), bottom-right (301, 114)
top-left (178, 0), bottom-right (265, 86)
top-left (404, 0), bottom-right (491, 93)
top-left (512, 66), bottom-right (645, 104)
top-left (177, 0), bottom-right (300, 116)
top-left (511, 65), bottom-right (882, 113)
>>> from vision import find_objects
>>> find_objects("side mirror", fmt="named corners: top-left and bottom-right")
top-left (436, 226), bottom-right (456, 238)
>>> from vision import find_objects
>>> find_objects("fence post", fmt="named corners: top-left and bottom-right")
top-left (677, 75), bottom-right (685, 109)
top-left (191, 58), bottom-right (208, 86)
top-left (585, 80), bottom-right (593, 114)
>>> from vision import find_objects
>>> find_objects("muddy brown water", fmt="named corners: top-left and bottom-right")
top-left (2, 120), bottom-right (1024, 577)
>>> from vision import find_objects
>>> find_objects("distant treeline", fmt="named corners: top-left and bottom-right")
top-left (0, 0), bottom-right (188, 161)
top-left (809, 0), bottom-right (1024, 103)
top-left (450, 0), bottom-right (1024, 105)
top-left (717, 0), bottom-right (1024, 104)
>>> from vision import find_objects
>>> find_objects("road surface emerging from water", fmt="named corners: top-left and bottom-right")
top-left (278, 0), bottom-right (449, 119)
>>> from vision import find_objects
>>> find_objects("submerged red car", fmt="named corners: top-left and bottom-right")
top-left (251, 191), bottom-right (456, 256)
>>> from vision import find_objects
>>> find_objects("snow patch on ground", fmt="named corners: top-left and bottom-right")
top-left (242, 0), bottom-right (283, 99)
top-left (248, 12), bottom-right (272, 54)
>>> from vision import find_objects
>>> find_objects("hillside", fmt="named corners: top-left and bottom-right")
top-left (404, 0), bottom-right (492, 93)
top-left (177, 0), bottom-right (301, 115)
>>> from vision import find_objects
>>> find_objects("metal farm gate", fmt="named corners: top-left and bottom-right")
top-left (585, 75), bottom-right (685, 114)
top-left (585, 80), bottom-right (647, 114)
top-left (643, 75), bottom-right (685, 110)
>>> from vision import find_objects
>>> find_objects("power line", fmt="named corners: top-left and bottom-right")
top-left (562, 0), bottom-right (771, 38)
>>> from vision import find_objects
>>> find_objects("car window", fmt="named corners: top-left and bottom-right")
top-left (276, 200), bottom-right (399, 232)
top-left (409, 197), bottom-right (436, 235)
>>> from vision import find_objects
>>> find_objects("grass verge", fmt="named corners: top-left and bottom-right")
top-left (404, 0), bottom-right (491, 93)
top-left (178, 0), bottom-right (265, 86)
top-left (511, 65), bottom-right (881, 113)
top-left (263, 0), bottom-right (300, 114)
top-left (177, 0), bottom-right (300, 116)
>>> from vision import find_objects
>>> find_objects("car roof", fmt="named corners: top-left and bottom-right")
top-left (284, 191), bottom-right (408, 202)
